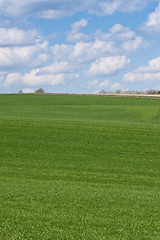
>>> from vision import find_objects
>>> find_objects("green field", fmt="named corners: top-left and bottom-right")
top-left (0, 94), bottom-right (160, 239)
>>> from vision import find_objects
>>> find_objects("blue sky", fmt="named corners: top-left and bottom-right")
top-left (0, 0), bottom-right (160, 93)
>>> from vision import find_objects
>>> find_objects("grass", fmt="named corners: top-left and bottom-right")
top-left (0, 94), bottom-right (160, 239)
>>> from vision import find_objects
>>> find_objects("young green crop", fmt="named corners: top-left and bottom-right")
top-left (0, 94), bottom-right (160, 239)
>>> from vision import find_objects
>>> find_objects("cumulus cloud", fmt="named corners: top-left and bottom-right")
top-left (117, 0), bottom-right (154, 13)
top-left (51, 40), bottom-right (116, 63)
top-left (0, 28), bottom-right (40, 46)
top-left (110, 24), bottom-right (127, 33)
top-left (0, 21), bottom-right (146, 90)
top-left (123, 72), bottom-right (160, 82)
top-left (135, 57), bottom-right (160, 72)
top-left (88, 79), bottom-right (124, 91)
top-left (140, 3), bottom-right (160, 33)
top-left (39, 61), bottom-right (78, 74)
top-left (88, 55), bottom-right (130, 76)
top-left (51, 23), bottom-right (144, 65)
top-left (66, 18), bottom-right (90, 42)
top-left (4, 63), bottom-right (79, 87)
top-left (123, 56), bottom-right (160, 82)
top-left (22, 71), bottom-right (78, 86)
top-left (95, 24), bottom-right (147, 53)
top-left (95, 1), bottom-right (121, 15)
top-left (98, 79), bottom-right (110, 88)
top-left (110, 82), bottom-right (122, 90)
top-left (4, 72), bottom-right (23, 86)
top-left (121, 36), bottom-right (145, 52)
top-left (0, 41), bottom-right (49, 70)
top-left (71, 18), bottom-right (88, 32)
top-left (89, 0), bottom-right (154, 15)
top-left (88, 80), bottom-right (99, 89)
top-left (0, 21), bottom-right (145, 75)
top-left (66, 20), bottom-right (146, 53)
top-left (88, 79), bottom-right (110, 90)
top-left (0, 72), bottom-right (5, 82)
top-left (0, 0), bottom-right (91, 18)
top-left (0, 26), bottom-right (49, 71)
top-left (0, 0), bottom-right (154, 19)
top-left (99, 24), bottom-right (136, 41)
top-left (88, 79), bottom-right (124, 92)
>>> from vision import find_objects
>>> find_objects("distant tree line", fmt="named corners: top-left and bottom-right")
top-left (99, 89), bottom-right (160, 95)
top-left (18, 88), bottom-right (160, 95)
top-left (18, 88), bottom-right (45, 94)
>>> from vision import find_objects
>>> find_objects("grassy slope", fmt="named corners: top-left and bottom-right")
top-left (0, 94), bottom-right (160, 239)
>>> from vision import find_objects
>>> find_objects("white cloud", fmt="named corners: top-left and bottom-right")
top-left (6, 23), bottom-right (138, 80)
top-left (110, 24), bottom-right (128, 33)
top-left (4, 72), bottom-right (23, 86)
top-left (50, 24), bottom-right (145, 76)
top-left (123, 56), bottom-right (160, 82)
top-left (71, 40), bottom-right (116, 61)
top-left (109, 24), bottom-right (136, 41)
top-left (38, 1), bottom-right (91, 19)
top-left (66, 18), bottom-right (89, 42)
top-left (88, 79), bottom-right (110, 90)
top-left (90, 0), bottom-right (154, 15)
top-left (0, 20), bottom-right (148, 91)
top-left (0, 22), bottom-right (146, 91)
top-left (123, 72), bottom-right (160, 82)
top-left (0, 28), bottom-right (40, 46)
top-left (0, 41), bottom-right (49, 70)
top-left (110, 82), bottom-right (122, 90)
top-left (0, 0), bottom-right (91, 18)
top-left (66, 20), bottom-right (146, 51)
top-left (0, 0), bottom-right (154, 19)
top-left (88, 80), bottom-right (99, 89)
top-left (121, 36), bottom-right (145, 52)
top-left (0, 26), bottom-right (48, 72)
top-left (98, 79), bottom-right (109, 88)
top-left (135, 57), bottom-right (160, 72)
top-left (0, 23), bottom-right (143, 73)
top-left (92, 1), bottom-right (121, 15)
top-left (39, 61), bottom-right (78, 74)
top-left (98, 79), bottom-right (110, 88)
top-left (70, 18), bottom-right (88, 32)
top-left (140, 3), bottom-right (160, 33)
top-left (22, 71), bottom-right (68, 86)
top-left (51, 40), bottom-right (116, 63)
top-left (88, 79), bottom-right (124, 92)
top-left (88, 55), bottom-right (130, 76)
top-left (118, 0), bottom-right (154, 13)
top-left (0, 72), bottom-right (5, 82)
top-left (95, 24), bottom-right (147, 53)
top-left (4, 64), bottom-right (79, 87)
